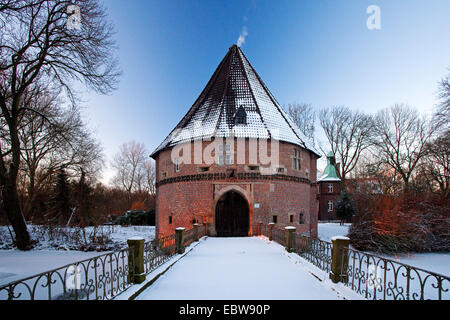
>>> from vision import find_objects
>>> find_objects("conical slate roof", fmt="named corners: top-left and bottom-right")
top-left (151, 45), bottom-right (319, 157)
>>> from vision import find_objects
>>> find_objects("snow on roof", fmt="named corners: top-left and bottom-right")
top-left (318, 175), bottom-right (342, 182)
top-left (151, 45), bottom-right (319, 158)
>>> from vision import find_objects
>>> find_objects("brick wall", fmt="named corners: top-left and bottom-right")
top-left (318, 181), bottom-right (341, 221)
top-left (154, 138), bottom-right (319, 238)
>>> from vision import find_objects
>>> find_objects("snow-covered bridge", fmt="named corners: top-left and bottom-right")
top-left (131, 237), bottom-right (360, 300)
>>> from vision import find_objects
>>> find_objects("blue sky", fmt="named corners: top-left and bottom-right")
top-left (81, 0), bottom-right (450, 182)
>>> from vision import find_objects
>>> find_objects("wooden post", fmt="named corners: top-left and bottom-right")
top-left (175, 227), bottom-right (185, 254)
top-left (193, 223), bottom-right (199, 242)
top-left (127, 237), bottom-right (146, 284)
top-left (269, 223), bottom-right (275, 241)
top-left (257, 222), bottom-right (262, 236)
top-left (330, 236), bottom-right (350, 283)
top-left (285, 226), bottom-right (296, 253)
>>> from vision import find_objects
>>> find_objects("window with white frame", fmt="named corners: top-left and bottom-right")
top-left (217, 142), bottom-right (232, 166)
top-left (328, 200), bottom-right (334, 212)
top-left (217, 143), bottom-right (224, 166)
top-left (225, 143), bottom-right (233, 165)
top-left (328, 184), bottom-right (333, 193)
top-left (292, 149), bottom-right (301, 170)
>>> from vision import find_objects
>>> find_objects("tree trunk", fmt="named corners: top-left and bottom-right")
top-left (2, 178), bottom-right (32, 250)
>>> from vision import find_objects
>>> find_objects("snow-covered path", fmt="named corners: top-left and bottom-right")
top-left (136, 237), bottom-right (355, 300)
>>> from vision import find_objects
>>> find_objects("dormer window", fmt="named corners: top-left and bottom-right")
top-left (234, 106), bottom-right (247, 125)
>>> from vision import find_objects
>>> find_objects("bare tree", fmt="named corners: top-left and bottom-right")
top-left (419, 133), bottom-right (450, 199)
top-left (372, 104), bottom-right (434, 191)
top-left (0, 0), bottom-right (120, 249)
top-left (111, 141), bottom-right (148, 201)
top-left (286, 103), bottom-right (316, 145)
top-left (433, 71), bottom-right (450, 134)
top-left (17, 90), bottom-right (103, 217)
top-left (319, 106), bottom-right (373, 184)
top-left (143, 160), bottom-right (156, 196)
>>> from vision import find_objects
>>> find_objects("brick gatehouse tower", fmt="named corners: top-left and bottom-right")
top-left (151, 45), bottom-right (320, 238)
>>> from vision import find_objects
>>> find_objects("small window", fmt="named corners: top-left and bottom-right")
top-left (225, 154), bottom-right (232, 165)
top-left (328, 201), bottom-right (334, 212)
top-left (234, 106), bottom-right (247, 125)
top-left (272, 215), bottom-right (278, 224)
top-left (248, 165), bottom-right (260, 171)
top-left (299, 213), bottom-right (305, 224)
top-left (289, 214), bottom-right (294, 223)
top-left (174, 159), bottom-right (180, 172)
top-left (225, 143), bottom-right (233, 165)
top-left (169, 216), bottom-right (173, 224)
top-left (198, 167), bottom-right (209, 173)
top-left (328, 184), bottom-right (333, 193)
top-left (292, 149), bottom-right (301, 170)
top-left (161, 172), bottom-right (167, 179)
top-left (276, 167), bottom-right (285, 174)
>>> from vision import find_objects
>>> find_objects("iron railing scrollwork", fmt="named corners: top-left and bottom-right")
top-left (143, 234), bottom-right (176, 275)
top-left (295, 236), bottom-right (332, 273)
top-left (0, 247), bottom-right (134, 301)
top-left (340, 247), bottom-right (450, 300)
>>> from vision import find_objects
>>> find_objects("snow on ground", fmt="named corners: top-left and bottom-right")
top-left (318, 223), bottom-right (450, 277)
top-left (0, 225), bottom-right (155, 287)
top-left (0, 225), bottom-right (155, 251)
top-left (136, 237), bottom-right (361, 300)
top-left (318, 223), bottom-right (351, 242)
top-left (0, 250), bottom-right (103, 286)
top-left (107, 226), bottom-right (155, 244)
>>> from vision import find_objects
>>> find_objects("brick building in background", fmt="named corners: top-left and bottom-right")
top-left (317, 152), bottom-right (341, 221)
top-left (150, 45), bottom-right (320, 238)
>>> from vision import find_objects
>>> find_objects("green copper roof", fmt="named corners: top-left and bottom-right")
top-left (319, 152), bottom-right (340, 182)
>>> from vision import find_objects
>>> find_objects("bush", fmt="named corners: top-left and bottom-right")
top-left (116, 210), bottom-right (155, 226)
top-left (349, 192), bottom-right (450, 254)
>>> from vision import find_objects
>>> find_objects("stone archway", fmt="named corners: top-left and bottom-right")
top-left (215, 190), bottom-right (250, 237)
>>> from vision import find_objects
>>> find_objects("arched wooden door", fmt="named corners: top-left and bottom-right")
top-left (215, 191), bottom-right (249, 237)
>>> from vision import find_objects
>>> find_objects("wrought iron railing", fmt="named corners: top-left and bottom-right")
top-left (341, 247), bottom-right (450, 300)
top-left (272, 227), bottom-right (285, 244)
top-left (0, 247), bottom-right (134, 300)
top-left (143, 234), bottom-right (176, 274)
top-left (183, 228), bottom-right (196, 247)
top-left (295, 236), bottom-right (332, 273)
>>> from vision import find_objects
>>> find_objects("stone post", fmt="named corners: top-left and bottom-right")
top-left (285, 226), bottom-right (296, 253)
top-left (175, 227), bottom-right (185, 254)
top-left (269, 223), bottom-right (275, 241)
top-left (127, 237), bottom-right (146, 284)
top-left (193, 223), bottom-right (199, 242)
top-left (330, 236), bottom-right (350, 283)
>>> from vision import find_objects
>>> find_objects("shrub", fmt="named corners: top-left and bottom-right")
top-left (349, 192), bottom-right (450, 254)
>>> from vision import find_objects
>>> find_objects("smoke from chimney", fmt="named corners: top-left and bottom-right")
top-left (237, 26), bottom-right (248, 47)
